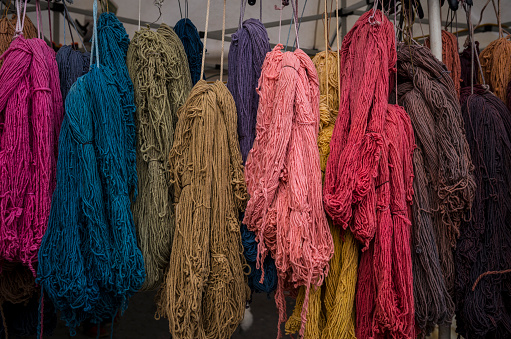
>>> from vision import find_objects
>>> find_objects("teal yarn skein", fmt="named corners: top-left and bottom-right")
top-left (37, 7), bottom-right (144, 334)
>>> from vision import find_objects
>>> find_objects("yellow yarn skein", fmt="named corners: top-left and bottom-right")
top-left (285, 50), bottom-right (359, 339)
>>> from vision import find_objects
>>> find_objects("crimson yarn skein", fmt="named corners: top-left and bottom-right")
top-left (323, 10), bottom-right (396, 249)
top-left (244, 44), bottom-right (333, 338)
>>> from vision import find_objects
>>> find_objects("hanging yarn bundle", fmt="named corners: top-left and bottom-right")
top-left (323, 9), bottom-right (415, 338)
top-left (227, 12), bottom-right (277, 294)
top-left (285, 50), bottom-right (359, 339)
top-left (456, 86), bottom-right (511, 338)
top-left (395, 44), bottom-right (476, 335)
top-left (157, 1), bottom-right (249, 336)
top-left (243, 43), bottom-right (334, 337)
top-left (156, 80), bottom-right (249, 339)
top-left (459, 41), bottom-right (479, 88)
top-left (0, 24), bottom-right (63, 275)
top-left (478, 37), bottom-right (511, 105)
top-left (56, 45), bottom-right (90, 101)
top-left (174, 18), bottom-right (203, 85)
top-left (127, 23), bottom-right (192, 291)
top-left (0, 14), bottom-right (36, 67)
top-left (426, 30), bottom-right (461, 96)
top-left (95, 12), bottom-right (138, 196)
top-left (38, 5), bottom-right (144, 332)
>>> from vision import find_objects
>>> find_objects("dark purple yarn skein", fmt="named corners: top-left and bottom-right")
top-left (227, 18), bottom-right (277, 294)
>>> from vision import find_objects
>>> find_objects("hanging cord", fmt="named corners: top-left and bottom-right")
top-left (138, 0), bottom-right (141, 30)
top-left (2, 0), bottom-right (10, 19)
top-left (199, 0), bottom-right (210, 80)
top-left (62, 1), bottom-right (87, 51)
top-left (90, 0), bottom-right (99, 68)
top-left (219, 0), bottom-right (226, 82)
top-left (291, 0), bottom-right (308, 50)
top-left (47, 0), bottom-right (52, 46)
top-left (14, 0), bottom-right (28, 38)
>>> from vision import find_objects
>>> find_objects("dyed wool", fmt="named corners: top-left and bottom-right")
top-left (244, 44), bottom-right (333, 338)
top-left (456, 86), bottom-right (511, 338)
top-left (459, 41), bottom-right (480, 88)
top-left (174, 18), bottom-right (203, 85)
top-left (356, 104), bottom-right (415, 339)
top-left (127, 24), bottom-right (192, 290)
top-left (426, 30), bottom-right (461, 96)
top-left (156, 81), bottom-right (249, 339)
top-left (56, 45), bottom-right (90, 101)
top-left (286, 50), bottom-right (359, 339)
top-left (38, 10), bottom-right (144, 332)
top-left (395, 44), bottom-right (476, 335)
top-left (95, 12), bottom-right (137, 196)
top-left (0, 36), bottom-right (63, 273)
top-left (478, 37), bottom-right (511, 104)
top-left (227, 17), bottom-right (277, 294)
top-left (0, 14), bottom-right (36, 67)
top-left (323, 10), bottom-right (395, 249)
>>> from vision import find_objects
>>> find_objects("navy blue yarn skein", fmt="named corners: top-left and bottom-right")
top-left (174, 18), bottom-right (203, 85)
top-left (56, 45), bottom-right (90, 101)
top-left (228, 18), bottom-right (277, 294)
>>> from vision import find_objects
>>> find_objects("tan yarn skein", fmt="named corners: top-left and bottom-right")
top-left (127, 23), bottom-right (192, 290)
top-left (285, 50), bottom-right (359, 339)
top-left (478, 37), bottom-right (511, 103)
top-left (156, 80), bottom-right (249, 339)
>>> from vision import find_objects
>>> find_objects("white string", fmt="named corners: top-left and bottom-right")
top-left (138, 0), bottom-right (141, 30)
top-left (200, 0), bottom-right (211, 80)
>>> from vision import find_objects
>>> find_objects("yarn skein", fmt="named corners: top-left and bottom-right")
top-left (127, 23), bottom-right (192, 291)
top-left (174, 18), bottom-right (203, 85)
top-left (56, 45), bottom-right (90, 101)
top-left (323, 10), bottom-right (396, 249)
top-left (356, 104), bottom-right (416, 339)
top-left (395, 44), bottom-right (476, 335)
top-left (244, 44), bottom-right (334, 338)
top-left (38, 10), bottom-right (144, 332)
top-left (426, 30), bottom-right (462, 96)
top-left (478, 37), bottom-right (511, 104)
top-left (156, 80), bottom-right (249, 339)
top-left (94, 12), bottom-right (138, 197)
top-left (285, 50), bottom-right (359, 339)
top-left (456, 86), bottom-right (511, 338)
top-left (459, 41), bottom-right (480, 88)
top-left (0, 35), bottom-right (63, 273)
top-left (227, 17), bottom-right (277, 294)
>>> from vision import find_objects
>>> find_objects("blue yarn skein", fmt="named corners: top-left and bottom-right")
top-left (174, 18), bottom-right (203, 85)
top-left (228, 18), bottom-right (277, 294)
top-left (38, 9), bottom-right (144, 334)
top-left (94, 13), bottom-right (138, 197)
